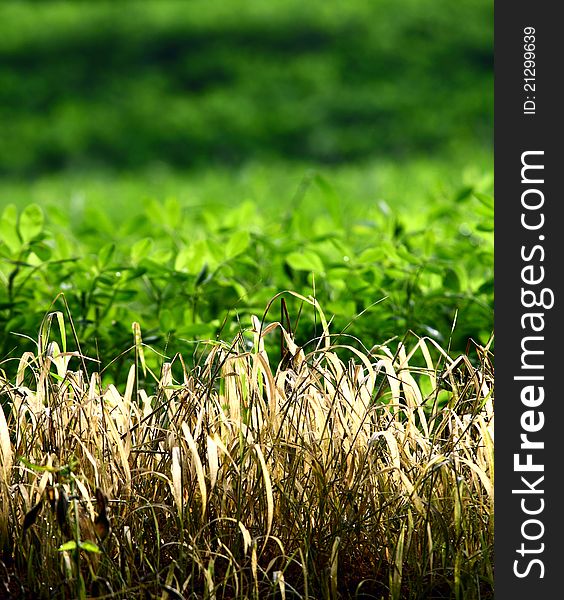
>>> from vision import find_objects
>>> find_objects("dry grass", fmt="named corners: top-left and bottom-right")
top-left (0, 297), bottom-right (493, 599)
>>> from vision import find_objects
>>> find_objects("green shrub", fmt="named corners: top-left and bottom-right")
top-left (0, 163), bottom-right (493, 382)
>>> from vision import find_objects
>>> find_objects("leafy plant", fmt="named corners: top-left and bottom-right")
top-left (0, 169), bottom-right (493, 383)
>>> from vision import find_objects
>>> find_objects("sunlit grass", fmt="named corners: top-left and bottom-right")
top-left (0, 296), bottom-right (493, 599)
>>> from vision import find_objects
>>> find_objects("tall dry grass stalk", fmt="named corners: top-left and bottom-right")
top-left (0, 301), bottom-right (493, 599)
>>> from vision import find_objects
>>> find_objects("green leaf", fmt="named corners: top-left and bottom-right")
top-left (175, 240), bottom-right (213, 274)
top-left (163, 197), bottom-right (182, 229)
top-left (30, 241), bottom-right (52, 261)
top-left (396, 245), bottom-right (420, 265)
top-left (18, 204), bottom-right (44, 244)
top-left (159, 308), bottom-right (175, 332)
top-left (174, 246), bottom-right (193, 273)
top-left (477, 278), bottom-right (494, 295)
top-left (26, 251), bottom-right (42, 267)
top-left (422, 261), bottom-right (445, 275)
top-left (443, 268), bottom-right (460, 292)
top-left (195, 263), bottom-right (209, 286)
top-left (150, 248), bottom-right (172, 266)
top-left (131, 237), bottom-right (153, 264)
top-left (58, 540), bottom-right (78, 552)
top-left (120, 267), bottom-right (147, 282)
top-left (19, 456), bottom-right (59, 472)
top-left (58, 538), bottom-right (100, 553)
top-left (207, 239), bottom-right (225, 263)
top-left (98, 243), bottom-right (116, 270)
top-left (115, 289), bottom-right (138, 301)
top-left (473, 192), bottom-right (494, 212)
top-left (314, 173), bottom-right (337, 200)
top-left (0, 204), bottom-right (21, 254)
top-left (286, 250), bottom-right (324, 273)
top-left (454, 185), bottom-right (475, 202)
top-left (225, 231), bottom-right (250, 260)
top-left (358, 247), bottom-right (385, 264)
top-left (53, 232), bottom-right (74, 259)
top-left (79, 540), bottom-right (101, 554)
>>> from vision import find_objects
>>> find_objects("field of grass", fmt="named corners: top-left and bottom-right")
top-left (1, 1), bottom-right (493, 597)
top-left (0, 306), bottom-right (493, 599)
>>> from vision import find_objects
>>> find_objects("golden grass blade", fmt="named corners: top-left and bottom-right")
top-left (251, 541), bottom-right (259, 599)
top-left (123, 364), bottom-right (135, 408)
top-left (103, 406), bottom-right (132, 493)
top-left (207, 435), bottom-right (219, 490)
top-left (390, 524), bottom-right (406, 600)
top-left (273, 570), bottom-right (286, 600)
top-left (132, 321), bottom-right (147, 377)
top-left (171, 446), bottom-right (183, 516)
top-left (238, 521), bottom-right (252, 556)
top-left (329, 536), bottom-right (340, 600)
top-left (253, 443), bottom-right (274, 549)
top-left (459, 457), bottom-right (493, 499)
top-left (16, 351), bottom-right (36, 387)
top-left (203, 559), bottom-right (216, 600)
top-left (0, 399), bottom-right (13, 541)
top-left (181, 422), bottom-right (207, 520)
top-left (0, 399), bottom-right (12, 478)
top-left (34, 455), bottom-right (54, 502)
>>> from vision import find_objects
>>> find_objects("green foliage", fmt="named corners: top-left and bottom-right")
top-left (0, 0), bottom-right (492, 175)
top-left (0, 0), bottom-right (493, 380)
top-left (0, 162), bottom-right (493, 381)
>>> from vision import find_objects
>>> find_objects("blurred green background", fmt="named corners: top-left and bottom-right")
top-left (0, 0), bottom-right (493, 378)
top-left (1, 0), bottom-right (492, 175)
